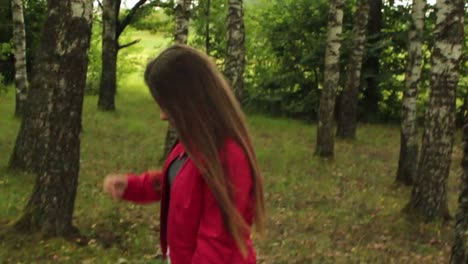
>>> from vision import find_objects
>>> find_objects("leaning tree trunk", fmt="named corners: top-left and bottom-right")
top-left (336, 0), bottom-right (370, 139)
top-left (315, 0), bottom-right (344, 158)
top-left (225, 0), bottom-right (245, 102)
top-left (451, 116), bottom-right (468, 263)
top-left (404, 0), bottom-right (464, 222)
top-left (361, 0), bottom-right (382, 117)
top-left (395, 0), bottom-right (426, 186)
top-left (13, 0), bottom-right (93, 236)
top-left (98, 0), bottom-right (118, 111)
top-left (162, 0), bottom-right (192, 161)
top-left (11, 0), bottom-right (28, 117)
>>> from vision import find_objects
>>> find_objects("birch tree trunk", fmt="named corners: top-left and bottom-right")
top-left (396, 0), bottom-right (426, 186)
top-left (315, 0), bottom-right (344, 158)
top-left (12, 0), bottom-right (93, 236)
top-left (11, 0), bottom-right (28, 117)
top-left (174, 0), bottom-right (191, 44)
top-left (405, 0), bottom-right (464, 221)
top-left (224, 0), bottom-right (245, 101)
top-left (162, 0), bottom-right (192, 161)
top-left (98, 0), bottom-right (118, 111)
top-left (336, 0), bottom-right (370, 139)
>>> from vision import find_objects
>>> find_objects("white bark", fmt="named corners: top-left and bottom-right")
top-left (396, 0), bottom-right (426, 185)
top-left (406, 0), bottom-right (464, 221)
top-left (316, 0), bottom-right (344, 157)
top-left (11, 0), bottom-right (28, 116)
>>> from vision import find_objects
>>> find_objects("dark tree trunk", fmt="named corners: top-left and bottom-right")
top-left (451, 115), bottom-right (468, 263)
top-left (98, 0), bottom-right (118, 111)
top-left (12, 0), bottom-right (93, 236)
top-left (225, 0), bottom-right (245, 102)
top-left (451, 104), bottom-right (468, 263)
top-left (162, 0), bottom-right (192, 161)
top-left (361, 0), bottom-right (382, 117)
top-left (404, 0), bottom-right (464, 222)
top-left (396, 0), bottom-right (426, 186)
top-left (336, 0), bottom-right (370, 139)
top-left (97, 0), bottom-right (147, 111)
top-left (315, 0), bottom-right (344, 157)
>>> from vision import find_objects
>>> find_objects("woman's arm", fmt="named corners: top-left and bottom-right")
top-left (104, 170), bottom-right (163, 204)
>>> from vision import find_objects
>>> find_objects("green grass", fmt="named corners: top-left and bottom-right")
top-left (0, 81), bottom-right (462, 263)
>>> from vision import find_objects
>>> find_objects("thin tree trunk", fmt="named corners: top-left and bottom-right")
top-left (315, 0), bottom-right (344, 158)
top-left (361, 0), bottom-right (382, 117)
top-left (336, 0), bottom-right (370, 139)
top-left (11, 0), bottom-right (28, 117)
top-left (98, 0), bottom-right (118, 111)
top-left (12, 0), bottom-right (93, 236)
top-left (162, 0), bottom-right (192, 161)
top-left (225, 0), bottom-right (245, 102)
top-left (404, 0), bottom-right (464, 222)
top-left (205, 0), bottom-right (210, 55)
top-left (396, 0), bottom-right (426, 186)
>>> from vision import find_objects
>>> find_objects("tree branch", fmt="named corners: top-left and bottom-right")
top-left (96, 0), bottom-right (103, 9)
top-left (117, 0), bottom-right (148, 38)
top-left (118, 39), bottom-right (141, 50)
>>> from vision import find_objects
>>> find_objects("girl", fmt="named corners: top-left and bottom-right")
top-left (103, 45), bottom-right (265, 264)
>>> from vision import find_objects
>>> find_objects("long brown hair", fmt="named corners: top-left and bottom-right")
top-left (144, 44), bottom-right (265, 256)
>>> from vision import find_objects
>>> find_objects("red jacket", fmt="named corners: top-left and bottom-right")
top-left (122, 139), bottom-right (257, 264)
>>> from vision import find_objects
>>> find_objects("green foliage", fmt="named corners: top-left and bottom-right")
top-left (0, 0), bottom-right (13, 83)
top-left (118, 28), bottom-right (146, 79)
top-left (85, 21), bottom-right (145, 95)
top-left (130, 6), bottom-right (173, 35)
top-left (188, 0), bottom-right (466, 123)
top-left (0, 42), bottom-right (12, 60)
top-left (0, 73), bottom-right (7, 93)
top-left (0, 0), bottom-right (46, 84)
top-left (190, 0), bottom-right (228, 60)
top-left (85, 20), bottom-right (102, 95)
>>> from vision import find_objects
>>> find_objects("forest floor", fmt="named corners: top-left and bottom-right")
top-left (0, 77), bottom-right (462, 263)
top-left (0, 30), bottom-right (463, 263)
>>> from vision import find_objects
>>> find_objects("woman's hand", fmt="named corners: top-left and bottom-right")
top-left (103, 174), bottom-right (128, 200)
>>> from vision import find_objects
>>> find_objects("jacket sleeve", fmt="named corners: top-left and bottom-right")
top-left (121, 170), bottom-right (163, 204)
top-left (190, 142), bottom-right (255, 263)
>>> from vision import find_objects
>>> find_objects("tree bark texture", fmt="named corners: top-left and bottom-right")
top-left (336, 0), bottom-right (370, 139)
top-left (174, 0), bottom-right (191, 44)
top-left (11, 0), bottom-right (93, 236)
top-left (396, 0), bottom-right (426, 186)
top-left (11, 0), bottom-right (29, 117)
top-left (225, 0), bottom-right (245, 102)
top-left (315, 0), bottom-right (344, 158)
top-left (98, 0), bottom-right (118, 111)
top-left (405, 0), bottom-right (464, 221)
